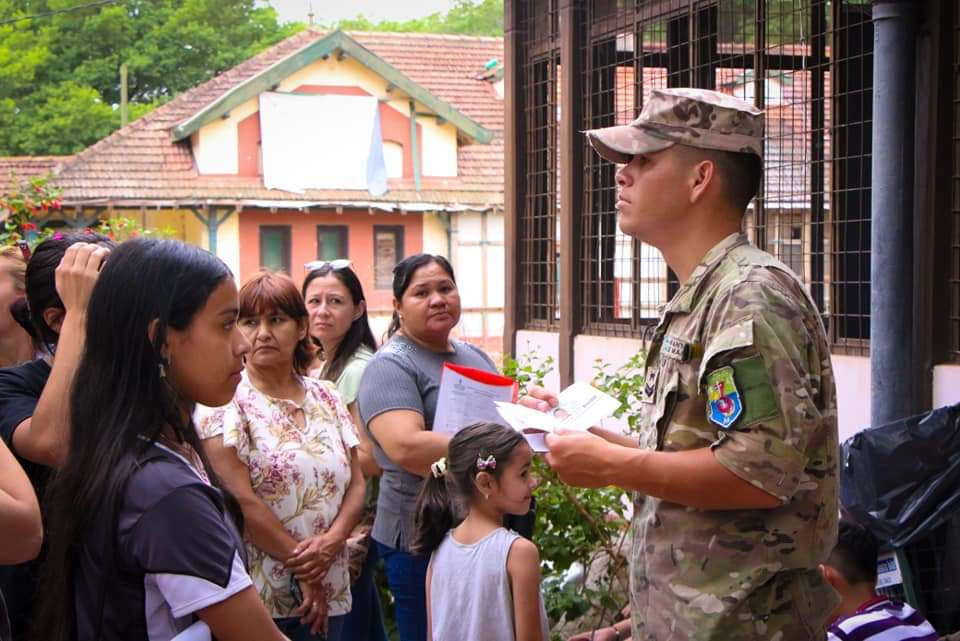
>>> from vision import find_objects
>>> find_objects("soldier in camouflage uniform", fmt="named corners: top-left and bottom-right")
top-left (537, 88), bottom-right (840, 640)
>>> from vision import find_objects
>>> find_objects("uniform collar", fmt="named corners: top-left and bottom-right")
top-left (663, 232), bottom-right (748, 315)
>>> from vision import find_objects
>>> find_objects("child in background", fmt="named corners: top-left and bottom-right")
top-left (412, 422), bottom-right (549, 641)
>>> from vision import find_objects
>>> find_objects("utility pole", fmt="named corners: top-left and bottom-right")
top-left (120, 63), bottom-right (129, 128)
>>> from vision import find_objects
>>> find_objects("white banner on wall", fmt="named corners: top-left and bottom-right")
top-left (259, 92), bottom-right (387, 196)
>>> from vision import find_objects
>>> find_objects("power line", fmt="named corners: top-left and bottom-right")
top-left (0, 0), bottom-right (122, 27)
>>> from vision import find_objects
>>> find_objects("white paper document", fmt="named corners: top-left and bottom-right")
top-left (495, 382), bottom-right (621, 451)
top-left (433, 363), bottom-right (518, 436)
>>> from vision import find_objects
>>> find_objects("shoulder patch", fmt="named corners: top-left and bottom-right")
top-left (705, 366), bottom-right (743, 429)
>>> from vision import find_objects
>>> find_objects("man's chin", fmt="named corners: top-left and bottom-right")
top-left (617, 216), bottom-right (648, 241)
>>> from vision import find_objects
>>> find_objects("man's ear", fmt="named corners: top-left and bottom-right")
top-left (42, 307), bottom-right (65, 335)
top-left (819, 563), bottom-right (846, 592)
top-left (689, 159), bottom-right (717, 205)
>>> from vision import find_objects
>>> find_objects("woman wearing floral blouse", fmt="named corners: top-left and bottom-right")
top-left (197, 270), bottom-right (365, 641)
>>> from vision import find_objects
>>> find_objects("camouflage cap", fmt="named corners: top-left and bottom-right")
top-left (585, 87), bottom-right (764, 163)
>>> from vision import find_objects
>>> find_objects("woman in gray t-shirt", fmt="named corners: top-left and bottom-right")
top-left (358, 254), bottom-right (498, 641)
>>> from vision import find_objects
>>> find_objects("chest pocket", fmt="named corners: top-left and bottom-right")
top-left (639, 358), bottom-right (680, 450)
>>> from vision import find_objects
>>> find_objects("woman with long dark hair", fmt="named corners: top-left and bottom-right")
top-left (35, 239), bottom-right (291, 641)
top-left (303, 261), bottom-right (378, 475)
top-left (302, 261), bottom-right (387, 641)
top-left (0, 232), bottom-right (113, 641)
top-left (357, 254), bottom-right (517, 641)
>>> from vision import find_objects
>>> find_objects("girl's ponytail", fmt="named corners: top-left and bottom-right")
top-left (411, 457), bottom-right (456, 555)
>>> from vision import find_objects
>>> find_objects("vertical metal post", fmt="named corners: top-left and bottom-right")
top-left (503, 0), bottom-right (524, 358)
top-left (409, 100), bottom-right (421, 192)
top-left (120, 63), bottom-right (129, 128)
top-left (208, 215), bottom-right (218, 255)
top-left (871, 1), bottom-right (920, 426)
top-left (558, 0), bottom-right (584, 388)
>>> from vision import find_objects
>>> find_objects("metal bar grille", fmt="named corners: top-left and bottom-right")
top-left (829, 0), bottom-right (873, 354)
top-left (519, 0), bottom-right (560, 329)
top-left (566, 0), bottom-right (872, 344)
top-left (581, 0), bottom-right (672, 336)
top-left (952, 0), bottom-right (960, 361)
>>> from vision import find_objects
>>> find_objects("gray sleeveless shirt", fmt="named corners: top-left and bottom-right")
top-left (429, 528), bottom-right (550, 641)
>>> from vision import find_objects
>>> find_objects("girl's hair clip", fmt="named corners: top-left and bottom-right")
top-left (476, 454), bottom-right (497, 471)
top-left (431, 457), bottom-right (448, 478)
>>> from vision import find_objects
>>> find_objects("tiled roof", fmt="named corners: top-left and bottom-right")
top-left (51, 30), bottom-right (505, 208)
top-left (0, 156), bottom-right (71, 182)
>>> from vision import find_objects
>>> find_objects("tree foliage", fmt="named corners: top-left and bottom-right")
top-left (0, 0), bottom-right (302, 156)
top-left (334, 0), bottom-right (503, 37)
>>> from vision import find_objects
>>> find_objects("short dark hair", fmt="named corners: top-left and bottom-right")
top-left (240, 270), bottom-right (313, 375)
top-left (386, 253), bottom-right (456, 338)
top-left (828, 519), bottom-right (879, 585)
top-left (678, 146), bottom-right (762, 213)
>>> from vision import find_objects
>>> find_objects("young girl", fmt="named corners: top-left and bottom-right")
top-left (413, 422), bottom-right (549, 641)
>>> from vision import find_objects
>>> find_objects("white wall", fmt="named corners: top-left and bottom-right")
top-left (573, 334), bottom-right (645, 433)
top-left (419, 117), bottom-right (458, 177)
top-left (514, 330), bottom-right (561, 391)
top-left (216, 212), bottom-right (242, 278)
top-left (572, 334), bottom-right (644, 383)
top-left (933, 364), bottom-right (960, 410)
top-left (194, 98), bottom-right (259, 175)
top-left (451, 211), bottom-right (504, 353)
top-left (832, 355), bottom-right (871, 442)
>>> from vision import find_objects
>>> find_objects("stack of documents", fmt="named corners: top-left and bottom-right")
top-left (432, 363), bottom-right (620, 451)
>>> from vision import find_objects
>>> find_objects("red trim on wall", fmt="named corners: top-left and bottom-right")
top-left (238, 209), bottom-right (423, 311)
top-left (237, 112), bottom-right (261, 177)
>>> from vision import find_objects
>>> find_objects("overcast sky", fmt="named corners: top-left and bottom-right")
top-left (264, 0), bottom-right (458, 25)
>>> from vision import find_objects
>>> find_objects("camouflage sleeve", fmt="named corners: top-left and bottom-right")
top-left (698, 276), bottom-right (823, 503)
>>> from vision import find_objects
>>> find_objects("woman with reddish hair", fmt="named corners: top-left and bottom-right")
top-left (198, 270), bottom-right (365, 641)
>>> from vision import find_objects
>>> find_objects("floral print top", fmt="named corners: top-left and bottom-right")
top-left (195, 374), bottom-right (359, 617)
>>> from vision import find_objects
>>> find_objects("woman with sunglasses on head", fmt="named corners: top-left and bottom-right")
top-left (0, 232), bottom-right (113, 641)
top-left (357, 253), bottom-right (534, 641)
top-left (302, 259), bottom-right (379, 477)
top-left (302, 260), bottom-right (387, 641)
top-left (35, 239), bottom-right (290, 641)
top-left (197, 270), bottom-right (365, 641)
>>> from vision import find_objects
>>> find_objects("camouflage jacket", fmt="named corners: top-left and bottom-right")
top-left (630, 233), bottom-right (840, 641)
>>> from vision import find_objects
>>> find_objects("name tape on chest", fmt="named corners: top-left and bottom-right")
top-left (661, 335), bottom-right (692, 362)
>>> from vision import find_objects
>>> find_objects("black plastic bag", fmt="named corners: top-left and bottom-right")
top-left (840, 402), bottom-right (960, 548)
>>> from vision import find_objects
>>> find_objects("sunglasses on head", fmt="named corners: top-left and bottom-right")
top-left (304, 259), bottom-right (352, 272)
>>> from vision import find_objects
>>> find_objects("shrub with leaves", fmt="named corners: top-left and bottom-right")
top-left (1, 173), bottom-right (60, 248)
top-left (503, 349), bottom-right (646, 637)
top-left (97, 217), bottom-right (176, 242)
